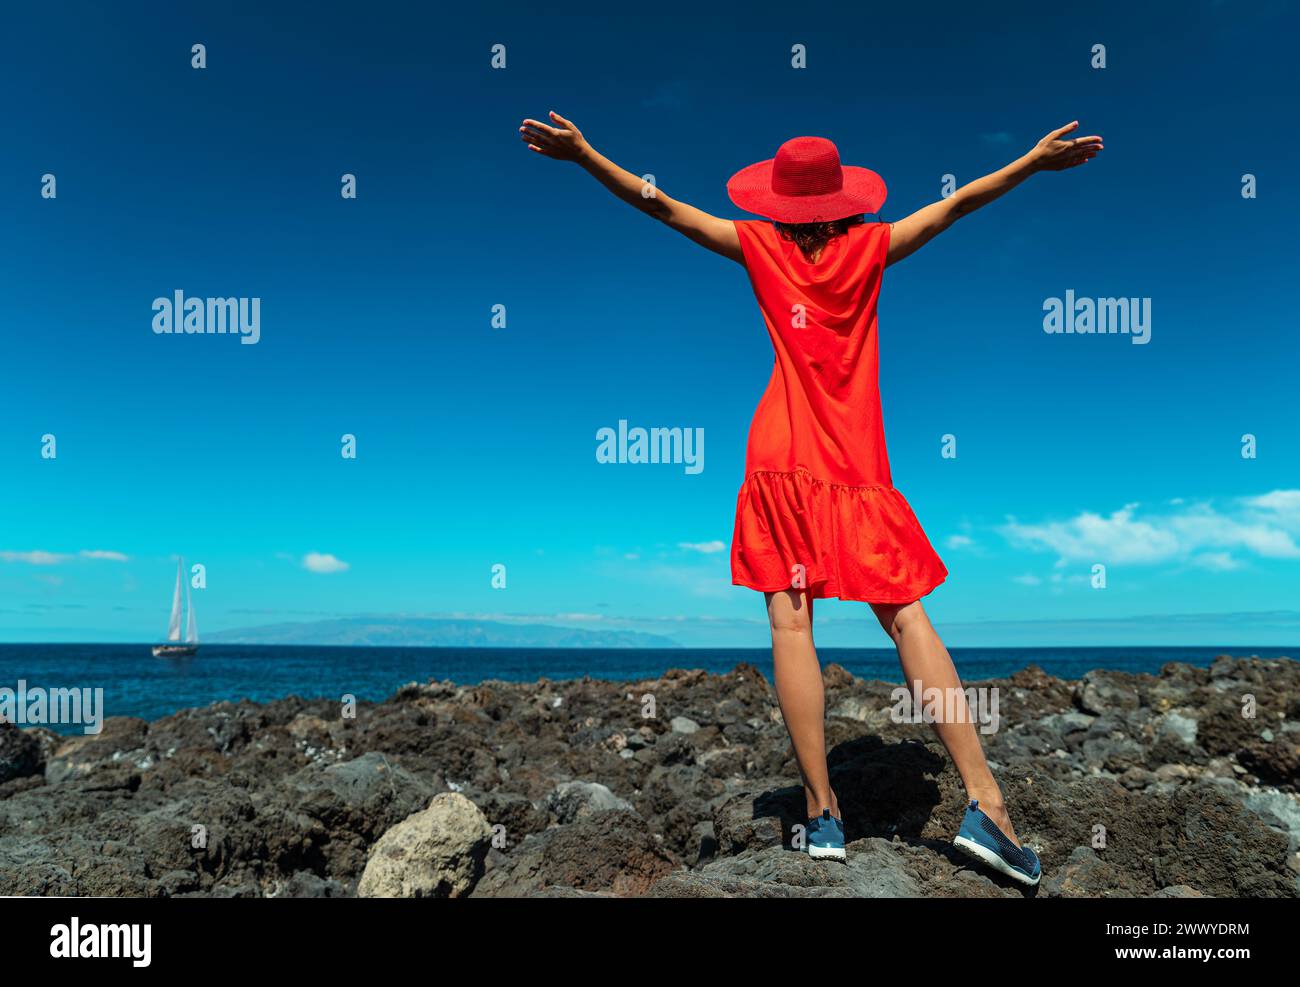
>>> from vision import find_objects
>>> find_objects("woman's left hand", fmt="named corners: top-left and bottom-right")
top-left (519, 111), bottom-right (589, 162)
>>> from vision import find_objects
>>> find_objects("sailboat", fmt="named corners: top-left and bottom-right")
top-left (153, 558), bottom-right (198, 658)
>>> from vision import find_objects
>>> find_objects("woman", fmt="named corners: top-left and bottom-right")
top-left (520, 111), bottom-right (1102, 886)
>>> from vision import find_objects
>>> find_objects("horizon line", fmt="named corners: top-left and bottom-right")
top-left (0, 641), bottom-right (1296, 653)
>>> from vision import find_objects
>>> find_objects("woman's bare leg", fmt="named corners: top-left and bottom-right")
top-left (870, 599), bottom-right (1021, 846)
top-left (766, 589), bottom-right (840, 819)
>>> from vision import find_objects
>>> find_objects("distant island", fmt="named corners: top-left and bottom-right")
top-left (206, 616), bottom-right (682, 649)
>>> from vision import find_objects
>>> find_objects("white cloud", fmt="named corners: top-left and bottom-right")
top-left (1248, 490), bottom-right (1300, 513)
top-left (2, 549), bottom-right (130, 565)
top-left (80, 549), bottom-right (129, 561)
top-left (0, 550), bottom-right (69, 565)
top-left (678, 540), bottom-right (726, 554)
top-left (1012, 574), bottom-right (1041, 586)
top-left (302, 552), bottom-right (349, 574)
top-left (1000, 490), bottom-right (1300, 568)
top-left (946, 534), bottom-right (975, 549)
top-left (1191, 552), bottom-right (1241, 571)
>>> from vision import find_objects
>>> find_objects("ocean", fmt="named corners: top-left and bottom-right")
top-left (0, 643), bottom-right (1296, 735)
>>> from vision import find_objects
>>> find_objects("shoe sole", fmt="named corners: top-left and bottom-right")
top-left (953, 835), bottom-right (1040, 886)
top-left (807, 844), bottom-right (846, 860)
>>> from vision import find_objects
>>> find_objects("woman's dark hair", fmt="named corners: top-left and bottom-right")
top-left (774, 215), bottom-right (864, 260)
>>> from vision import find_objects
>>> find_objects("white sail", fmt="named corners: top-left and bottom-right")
top-left (167, 559), bottom-right (183, 641)
top-left (185, 574), bottom-right (198, 644)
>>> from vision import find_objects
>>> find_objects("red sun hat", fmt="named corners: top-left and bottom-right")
top-left (727, 136), bottom-right (887, 224)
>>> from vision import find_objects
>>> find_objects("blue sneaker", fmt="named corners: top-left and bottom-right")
top-left (953, 799), bottom-right (1041, 886)
top-left (806, 808), bottom-right (846, 860)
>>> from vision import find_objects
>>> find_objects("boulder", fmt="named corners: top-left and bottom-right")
top-left (542, 780), bottom-right (635, 824)
top-left (713, 789), bottom-right (800, 854)
top-left (0, 723), bottom-right (42, 783)
top-left (1075, 670), bottom-right (1141, 715)
top-left (357, 793), bottom-right (491, 898)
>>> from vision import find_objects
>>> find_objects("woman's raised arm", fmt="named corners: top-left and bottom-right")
top-left (521, 111), bottom-right (743, 264)
top-left (886, 121), bottom-right (1103, 267)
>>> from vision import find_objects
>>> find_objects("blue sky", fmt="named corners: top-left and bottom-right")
top-left (1, 0), bottom-right (1297, 647)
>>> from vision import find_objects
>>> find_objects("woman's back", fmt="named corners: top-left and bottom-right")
top-left (734, 219), bottom-right (893, 487)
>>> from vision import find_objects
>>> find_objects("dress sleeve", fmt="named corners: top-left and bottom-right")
top-left (838, 222), bottom-right (891, 297)
top-left (733, 219), bottom-right (774, 276)
top-left (870, 221), bottom-right (891, 267)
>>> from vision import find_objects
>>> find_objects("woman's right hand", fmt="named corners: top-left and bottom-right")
top-left (519, 111), bottom-right (590, 162)
top-left (1032, 121), bottom-right (1104, 171)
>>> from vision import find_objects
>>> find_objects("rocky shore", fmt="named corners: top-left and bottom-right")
top-left (1, 655), bottom-right (1297, 898)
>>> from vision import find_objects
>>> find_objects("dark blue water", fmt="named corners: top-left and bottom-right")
top-left (0, 644), bottom-right (1294, 733)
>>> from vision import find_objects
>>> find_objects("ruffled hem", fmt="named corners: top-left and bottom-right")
top-left (731, 470), bottom-right (948, 604)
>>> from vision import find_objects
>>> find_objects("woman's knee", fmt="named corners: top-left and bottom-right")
top-left (871, 599), bottom-right (927, 641)
top-left (767, 590), bottom-right (813, 634)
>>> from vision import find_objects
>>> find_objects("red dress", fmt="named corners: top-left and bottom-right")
top-left (731, 219), bottom-right (948, 604)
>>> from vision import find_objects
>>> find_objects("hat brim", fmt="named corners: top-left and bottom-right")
top-left (727, 159), bottom-right (887, 224)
